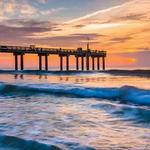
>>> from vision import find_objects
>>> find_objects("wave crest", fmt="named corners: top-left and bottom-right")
top-left (0, 82), bottom-right (150, 106)
top-left (0, 135), bottom-right (62, 150)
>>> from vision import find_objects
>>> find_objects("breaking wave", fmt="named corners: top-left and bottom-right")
top-left (0, 82), bottom-right (150, 106)
top-left (0, 135), bottom-right (62, 150)
top-left (0, 134), bottom-right (95, 150)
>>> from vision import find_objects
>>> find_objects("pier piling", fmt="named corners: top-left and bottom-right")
top-left (102, 57), bottom-right (105, 70)
top-left (97, 57), bottom-right (100, 70)
top-left (81, 56), bottom-right (84, 71)
top-left (66, 56), bottom-right (69, 71)
top-left (60, 56), bottom-right (63, 71)
top-left (86, 56), bottom-right (90, 71)
top-left (20, 54), bottom-right (24, 70)
top-left (14, 54), bottom-right (18, 70)
top-left (39, 55), bottom-right (42, 71)
top-left (92, 57), bottom-right (95, 70)
top-left (76, 56), bottom-right (79, 71)
top-left (45, 54), bottom-right (48, 71)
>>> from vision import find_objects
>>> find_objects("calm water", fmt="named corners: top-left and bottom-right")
top-left (0, 71), bottom-right (150, 150)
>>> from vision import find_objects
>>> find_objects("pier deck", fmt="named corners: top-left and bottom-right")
top-left (0, 45), bottom-right (107, 71)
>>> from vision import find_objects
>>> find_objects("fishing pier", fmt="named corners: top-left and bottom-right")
top-left (0, 45), bottom-right (106, 71)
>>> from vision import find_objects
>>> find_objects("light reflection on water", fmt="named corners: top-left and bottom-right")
top-left (0, 72), bottom-right (149, 149)
top-left (0, 72), bottom-right (150, 89)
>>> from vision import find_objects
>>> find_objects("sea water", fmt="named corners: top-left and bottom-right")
top-left (0, 71), bottom-right (149, 150)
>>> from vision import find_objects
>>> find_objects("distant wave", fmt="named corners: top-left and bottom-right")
top-left (106, 69), bottom-right (150, 77)
top-left (0, 70), bottom-right (98, 75)
top-left (0, 135), bottom-right (62, 150)
top-left (0, 82), bottom-right (150, 106)
top-left (0, 69), bottom-right (149, 77)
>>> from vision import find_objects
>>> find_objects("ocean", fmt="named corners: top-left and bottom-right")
top-left (0, 70), bottom-right (149, 150)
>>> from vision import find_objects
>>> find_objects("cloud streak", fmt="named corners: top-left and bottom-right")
top-left (64, 0), bottom-right (133, 24)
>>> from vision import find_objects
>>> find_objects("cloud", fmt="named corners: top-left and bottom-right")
top-left (36, 0), bottom-right (48, 4)
top-left (30, 0), bottom-right (150, 39)
top-left (0, 0), bottom-right (64, 21)
top-left (64, 0), bottom-right (150, 27)
top-left (20, 4), bottom-right (38, 17)
top-left (3, 19), bottom-right (55, 28)
top-left (0, 19), bottom-right (57, 45)
top-left (56, 0), bottom-right (150, 53)
top-left (0, 0), bottom-right (38, 20)
top-left (64, 0), bottom-right (142, 24)
top-left (55, 33), bottom-right (102, 43)
top-left (35, 33), bottom-right (102, 47)
top-left (4, 2), bottom-right (15, 14)
top-left (39, 8), bottom-right (65, 16)
top-left (111, 36), bottom-right (133, 43)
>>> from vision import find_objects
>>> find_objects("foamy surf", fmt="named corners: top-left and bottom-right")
top-left (0, 135), bottom-right (62, 150)
top-left (0, 82), bottom-right (149, 106)
top-left (0, 135), bottom-right (95, 150)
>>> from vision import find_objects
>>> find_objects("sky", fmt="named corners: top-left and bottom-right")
top-left (0, 0), bottom-right (150, 69)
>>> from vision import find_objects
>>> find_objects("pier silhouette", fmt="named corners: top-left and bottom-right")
top-left (0, 45), bottom-right (106, 71)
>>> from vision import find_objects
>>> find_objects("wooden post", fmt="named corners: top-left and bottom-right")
top-left (97, 57), bottom-right (100, 70)
top-left (81, 56), bottom-right (84, 71)
top-left (39, 55), bottom-right (42, 71)
top-left (92, 57), bottom-right (95, 70)
top-left (14, 54), bottom-right (18, 70)
top-left (60, 56), bottom-right (63, 71)
top-left (86, 56), bottom-right (89, 70)
top-left (102, 57), bottom-right (105, 70)
top-left (20, 54), bottom-right (24, 70)
top-left (76, 56), bottom-right (79, 70)
top-left (45, 55), bottom-right (48, 71)
top-left (66, 55), bottom-right (69, 71)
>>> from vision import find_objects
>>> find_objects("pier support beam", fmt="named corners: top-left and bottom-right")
top-left (66, 56), bottom-right (69, 71)
top-left (39, 55), bottom-right (42, 71)
top-left (92, 57), bottom-right (95, 70)
top-left (81, 56), bottom-right (84, 71)
top-left (60, 56), bottom-right (63, 71)
top-left (38, 54), bottom-right (49, 71)
top-left (45, 55), bottom-right (48, 71)
top-left (20, 54), bottom-right (24, 70)
top-left (97, 57), bottom-right (100, 70)
top-left (14, 53), bottom-right (24, 70)
top-left (102, 57), bottom-right (105, 70)
top-left (76, 56), bottom-right (79, 71)
top-left (86, 56), bottom-right (89, 71)
top-left (14, 54), bottom-right (18, 70)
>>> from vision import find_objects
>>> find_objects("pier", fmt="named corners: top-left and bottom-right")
top-left (0, 45), bottom-right (107, 71)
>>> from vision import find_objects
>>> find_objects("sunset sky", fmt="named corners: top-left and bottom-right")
top-left (0, 0), bottom-right (150, 69)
